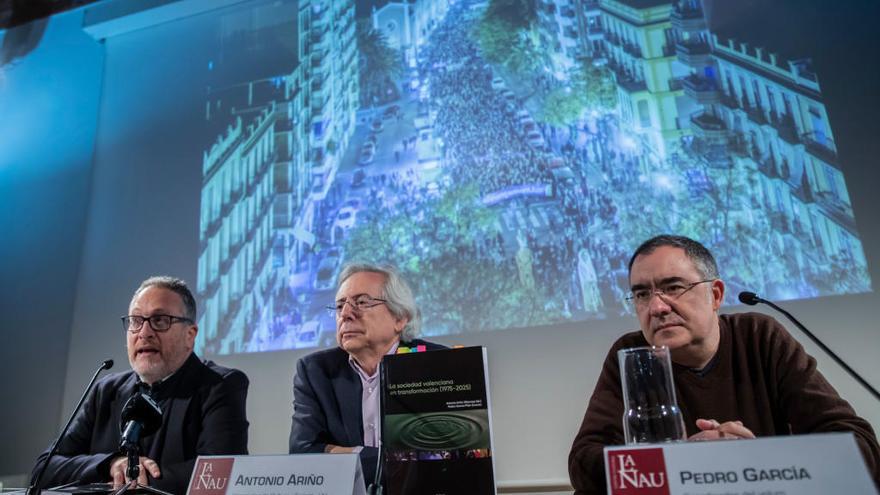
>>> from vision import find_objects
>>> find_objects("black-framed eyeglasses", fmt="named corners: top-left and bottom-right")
top-left (122, 314), bottom-right (193, 333)
top-left (626, 279), bottom-right (715, 307)
top-left (326, 295), bottom-right (387, 316)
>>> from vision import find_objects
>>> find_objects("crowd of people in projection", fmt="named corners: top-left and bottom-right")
top-left (205, 0), bottom-right (871, 354)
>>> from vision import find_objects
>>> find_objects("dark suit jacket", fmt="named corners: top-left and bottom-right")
top-left (32, 353), bottom-right (249, 494)
top-left (288, 339), bottom-right (444, 484)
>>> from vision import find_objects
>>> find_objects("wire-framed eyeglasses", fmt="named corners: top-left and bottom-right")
top-left (626, 279), bottom-right (715, 307)
top-left (326, 295), bottom-right (388, 316)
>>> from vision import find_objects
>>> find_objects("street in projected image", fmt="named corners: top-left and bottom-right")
top-left (196, 0), bottom-right (871, 355)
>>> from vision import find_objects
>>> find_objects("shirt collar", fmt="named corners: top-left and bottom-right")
top-left (135, 353), bottom-right (193, 397)
top-left (348, 341), bottom-right (400, 381)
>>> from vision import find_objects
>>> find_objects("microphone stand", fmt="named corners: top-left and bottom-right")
top-left (113, 402), bottom-right (171, 495)
top-left (368, 361), bottom-right (387, 495)
top-left (28, 360), bottom-right (113, 495)
top-left (745, 292), bottom-right (880, 402)
top-left (367, 446), bottom-right (385, 495)
top-left (109, 444), bottom-right (173, 495)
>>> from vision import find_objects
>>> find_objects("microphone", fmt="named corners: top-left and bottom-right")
top-left (738, 291), bottom-right (880, 402)
top-left (118, 393), bottom-right (163, 482)
top-left (119, 393), bottom-right (163, 450)
top-left (28, 359), bottom-right (114, 495)
top-left (737, 291), bottom-right (761, 306)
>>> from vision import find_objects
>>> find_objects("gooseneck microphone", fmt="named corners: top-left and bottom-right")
top-left (119, 393), bottom-right (163, 482)
top-left (369, 362), bottom-right (387, 495)
top-left (737, 291), bottom-right (762, 306)
top-left (367, 446), bottom-right (384, 495)
top-left (28, 359), bottom-right (114, 495)
top-left (739, 291), bottom-right (880, 402)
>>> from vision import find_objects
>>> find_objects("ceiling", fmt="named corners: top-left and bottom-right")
top-left (0, 0), bottom-right (104, 30)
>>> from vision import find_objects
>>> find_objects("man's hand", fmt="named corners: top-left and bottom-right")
top-left (688, 419), bottom-right (756, 441)
top-left (109, 455), bottom-right (161, 488)
top-left (324, 444), bottom-right (357, 454)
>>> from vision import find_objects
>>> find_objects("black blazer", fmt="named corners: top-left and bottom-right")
top-left (288, 339), bottom-right (444, 484)
top-left (32, 353), bottom-right (249, 494)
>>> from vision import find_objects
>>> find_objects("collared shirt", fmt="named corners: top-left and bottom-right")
top-left (348, 341), bottom-right (399, 448)
top-left (131, 361), bottom-right (186, 455)
top-left (136, 368), bottom-right (179, 398)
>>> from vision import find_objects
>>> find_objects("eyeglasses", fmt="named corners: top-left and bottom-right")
top-left (326, 295), bottom-right (388, 316)
top-left (122, 314), bottom-right (193, 333)
top-left (626, 279), bottom-right (715, 307)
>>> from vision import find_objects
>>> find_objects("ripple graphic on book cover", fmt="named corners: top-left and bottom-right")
top-left (387, 410), bottom-right (490, 451)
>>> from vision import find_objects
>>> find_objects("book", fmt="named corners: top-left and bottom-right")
top-left (380, 346), bottom-right (496, 495)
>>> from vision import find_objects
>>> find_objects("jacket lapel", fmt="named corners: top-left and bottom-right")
top-left (149, 354), bottom-right (200, 461)
top-left (332, 355), bottom-right (364, 447)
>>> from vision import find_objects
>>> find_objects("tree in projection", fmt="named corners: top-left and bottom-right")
top-left (474, 0), bottom-right (543, 78)
top-left (344, 183), bottom-right (563, 333)
top-left (357, 19), bottom-right (403, 107)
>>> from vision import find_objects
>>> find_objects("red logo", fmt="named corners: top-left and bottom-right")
top-left (188, 457), bottom-right (234, 495)
top-left (608, 448), bottom-right (669, 495)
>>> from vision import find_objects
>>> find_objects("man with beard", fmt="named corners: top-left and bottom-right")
top-left (32, 276), bottom-right (249, 493)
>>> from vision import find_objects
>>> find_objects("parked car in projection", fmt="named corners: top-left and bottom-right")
top-left (314, 249), bottom-right (342, 291)
top-left (331, 207), bottom-right (358, 244)
top-left (295, 320), bottom-right (321, 348)
top-left (351, 169), bottom-right (367, 188)
top-left (359, 148), bottom-right (375, 166)
top-left (527, 131), bottom-right (546, 150)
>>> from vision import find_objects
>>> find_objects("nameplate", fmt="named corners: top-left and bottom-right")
top-left (186, 453), bottom-right (366, 495)
top-left (604, 432), bottom-right (877, 494)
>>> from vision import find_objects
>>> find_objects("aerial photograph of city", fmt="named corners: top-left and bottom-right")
top-left (193, 0), bottom-right (872, 355)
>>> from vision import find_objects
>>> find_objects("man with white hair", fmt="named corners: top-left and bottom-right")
top-left (289, 263), bottom-right (443, 483)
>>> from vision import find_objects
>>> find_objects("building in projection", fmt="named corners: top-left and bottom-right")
top-left (535, 0), bottom-right (585, 78)
top-left (591, 0), bottom-right (688, 158)
top-left (371, 0), bottom-right (449, 69)
top-left (310, 0), bottom-right (359, 180)
top-left (199, 109), bottom-right (280, 355)
top-left (197, 0), bottom-right (359, 354)
top-left (578, 0), bottom-right (605, 58)
top-left (671, 0), bottom-right (866, 276)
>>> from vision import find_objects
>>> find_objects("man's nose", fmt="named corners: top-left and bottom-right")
top-left (137, 321), bottom-right (159, 338)
top-left (338, 301), bottom-right (357, 319)
top-left (647, 291), bottom-right (672, 315)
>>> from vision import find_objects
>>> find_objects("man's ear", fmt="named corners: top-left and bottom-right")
top-left (395, 317), bottom-right (409, 335)
top-left (186, 324), bottom-right (198, 350)
top-left (711, 279), bottom-right (725, 311)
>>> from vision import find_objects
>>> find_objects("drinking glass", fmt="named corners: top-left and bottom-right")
top-left (618, 345), bottom-right (686, 444)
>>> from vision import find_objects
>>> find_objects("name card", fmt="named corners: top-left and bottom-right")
top-left (187, 453), bottom-right (366, 495)
top-left (604, 432), bottom-right (877, 495)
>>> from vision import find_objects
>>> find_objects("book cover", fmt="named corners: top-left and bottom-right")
top-left (380, 346), bottom-right (496, 495)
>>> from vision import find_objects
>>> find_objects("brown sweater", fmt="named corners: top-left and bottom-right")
top-left (568, 312), bottom-right (880, 493)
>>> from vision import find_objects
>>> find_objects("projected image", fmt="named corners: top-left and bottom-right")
top-left (196, 0), bottom-right (871, 355)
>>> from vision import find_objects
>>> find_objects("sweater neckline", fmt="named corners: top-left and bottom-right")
top-left (672, 317), bottom-right (731, 386)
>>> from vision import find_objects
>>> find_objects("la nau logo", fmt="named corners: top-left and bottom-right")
top-left (188, 457), bottom-right (234, 495)
top-left (608, 448), bottom-right (669, 495)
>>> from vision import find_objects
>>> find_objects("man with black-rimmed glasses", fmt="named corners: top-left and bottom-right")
top-left (31, 276), bottom-right (249, 494)
top-left (568, 235), bottom-right (879, 493)
top-left (289, 263), bottom-right (444, 486)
